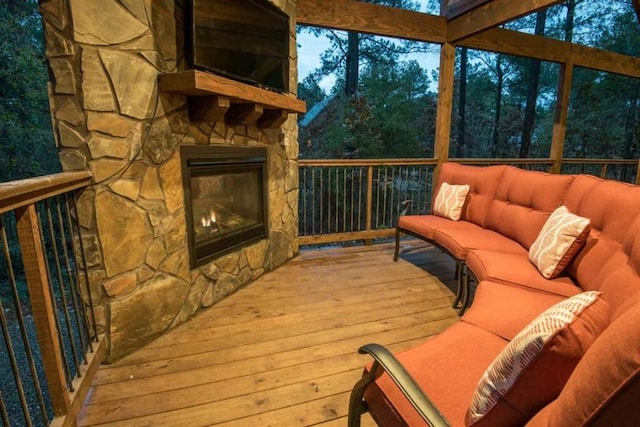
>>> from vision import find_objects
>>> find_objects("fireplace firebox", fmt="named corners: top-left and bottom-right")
top-left (181, 146), bottom-right (269, 267)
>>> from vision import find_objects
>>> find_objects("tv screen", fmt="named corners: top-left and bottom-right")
top-left (186, 0), bottom-right (290, 93)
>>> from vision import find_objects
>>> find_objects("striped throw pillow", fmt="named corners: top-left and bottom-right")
top-left (467, 291), bottom-right (608, 426)
top-left (432, 182), bottom-right (470, 221)
top-left (529, 206), bottom-right (590, 279)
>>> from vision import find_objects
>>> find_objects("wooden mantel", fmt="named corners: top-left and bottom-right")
top-left (158, 70), bottom-right (306, 129)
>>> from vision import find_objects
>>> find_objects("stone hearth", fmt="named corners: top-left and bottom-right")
top-left (39, 0), bottom-right (300, 360)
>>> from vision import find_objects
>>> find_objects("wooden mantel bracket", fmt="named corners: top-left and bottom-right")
top-left (227, 103), bottom-right (264, 126)
top-left (158, 70), bottom-right (307, 127)
top-left (189, 96), bottom-right (230, 122)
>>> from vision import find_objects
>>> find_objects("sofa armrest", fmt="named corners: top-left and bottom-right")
top-left (348, 343), bottom-right (451, 427)
top-left (400, 199), bottom-right (431, 216)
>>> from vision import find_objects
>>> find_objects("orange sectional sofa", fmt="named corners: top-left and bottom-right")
top-left (348, 163), bottom-right (640, 426)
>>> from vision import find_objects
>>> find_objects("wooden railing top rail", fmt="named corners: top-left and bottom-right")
top-left (0, 171), bottom-right (92, 215)
top-left (299, 158), bottom-right (439, 167)
top-left (299, 158), bottom-right (638, 167)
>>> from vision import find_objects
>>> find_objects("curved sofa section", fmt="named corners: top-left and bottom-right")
top-left (353, 163), bottom-right (640, 427)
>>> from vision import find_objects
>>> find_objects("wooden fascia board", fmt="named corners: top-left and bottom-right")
top-left (296, 0), bottom-right (446, 43)
top-left (447, 0), bottom-right (564, 42)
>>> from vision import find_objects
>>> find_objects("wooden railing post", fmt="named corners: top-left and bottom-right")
top-left (434, 43), bottom-right (455, 183)
top-left (550, 62), bottom-right (573, 174)
top-left (15, 204), bottom-right (70, 418)
top-left (365, 165), bottom-right (374, 245)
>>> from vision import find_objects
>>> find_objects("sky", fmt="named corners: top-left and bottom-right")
top-left (296, 1), bottom-right (440, 93)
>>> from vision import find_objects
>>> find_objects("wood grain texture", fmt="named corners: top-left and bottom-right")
top-left (158, 70), bottom-right (306, 113)
top-left (0, 171), bottom-right (91, 215)
top-left (550, 63), bottom-right (573, 174)
top-left (296, 0), bottom-right (446, 43)
top-left (447, 0), bottom-right (562, 42)
top-left (434, 44), bottom-right (455, 165)
top-left (16, 205), bottom-right (70, 417)
top-left (77, 240), bottom-right (459, 426)
top-left (296, 0), bottom-right (640, 79)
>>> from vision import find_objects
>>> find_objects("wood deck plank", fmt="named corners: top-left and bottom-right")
top-left (78, 239), bottom-right (458, 426)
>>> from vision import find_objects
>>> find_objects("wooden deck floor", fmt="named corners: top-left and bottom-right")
top-left (78, 239), bottom-right (460, 426)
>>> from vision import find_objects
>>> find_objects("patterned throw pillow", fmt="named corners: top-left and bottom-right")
top-left (432, 182), bottom-right (470, 221)
top-left (529, 206), bottom-right (590, 279)
top-left (467, 291), bottom-right (608, 427)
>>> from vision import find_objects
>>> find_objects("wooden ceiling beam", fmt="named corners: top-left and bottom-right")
top-left (295, 0), bottom-right (640, 80)
top-left (296, 0), bottom-right (446, 43)
top-left (447, 0), bottom-right (564, 42)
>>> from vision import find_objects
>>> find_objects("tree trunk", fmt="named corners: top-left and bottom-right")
top-left (492, 55), bottom-right (503, 157)
top-left (565, 0), bottom-right (575, 42)
top-left (456, 47), bottom-right (468, 157)
top-left (519, 10), bottom-right (547, 158)
top-left (345, 31), bottom-right (359, 96)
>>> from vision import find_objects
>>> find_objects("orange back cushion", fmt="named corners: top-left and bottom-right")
top-left (436, 163), bottom-right (506, 227)
top-left (484, 167), bottom-right (574, 249)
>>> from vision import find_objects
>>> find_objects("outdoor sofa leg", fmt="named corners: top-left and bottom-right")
top-left (348, 364), bottom-right (381, 427)
top-left (458, 267), bottom-right (474, 316)
top-left (393, 227), bottom-right (401, 262)
top-left (451, 262), bottom-right (464, 309)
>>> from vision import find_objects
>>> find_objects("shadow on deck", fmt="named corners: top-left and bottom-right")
top-left (78, 239), bottom-right (459, 426)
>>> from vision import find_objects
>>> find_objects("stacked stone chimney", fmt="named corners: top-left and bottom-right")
top-left (40, 0), bottom-right (300, 360)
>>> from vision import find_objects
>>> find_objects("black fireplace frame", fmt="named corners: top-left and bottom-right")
top-left (181, 145), bottom-right (269, 268)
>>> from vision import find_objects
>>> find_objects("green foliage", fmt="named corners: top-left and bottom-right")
top-left (299, 0), bottom-right (639, 164)
top-left (0, 0), bottom-right (60, 182)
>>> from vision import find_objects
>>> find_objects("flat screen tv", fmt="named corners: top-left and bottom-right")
top-left (185, 0), bottom-right (290, 93)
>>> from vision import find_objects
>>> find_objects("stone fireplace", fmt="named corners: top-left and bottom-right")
top-left (181, 145), bottom-right (269, 267)
top-left (39, 0), bottom-right (301, 360)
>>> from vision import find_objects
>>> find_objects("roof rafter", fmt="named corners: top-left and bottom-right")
top-left (296, 0), bottom-right (640, 80)
top-left (633, 0), bottom-right (640, 24)
top-left (446, 0), bottom-right (564, 42)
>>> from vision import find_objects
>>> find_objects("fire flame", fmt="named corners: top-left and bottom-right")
top-left (200, 209), bottom-right (219, 230)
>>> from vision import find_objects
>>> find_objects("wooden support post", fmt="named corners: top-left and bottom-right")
top-left (227, 103), bottom-right (264, 126)
top-left (636, 159), bottom-right (640, 185)
top-left (15, 205), bottom-right (70, 417)
top-left (434, 43), bottom-right (455, 184)
top-left (189, 96), bottom-right (230, 122)
top-left (550, 63), bottom-right (573, 174)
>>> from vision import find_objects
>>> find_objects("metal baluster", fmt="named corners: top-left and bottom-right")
top-left (350, 167), bottom-right (355, 232)
top-left (358, 167), bottom-right (363, 231)
top-left (37, 202), bottom-right (74, 391)
top-left (0, 217), bottom-right (49, 424)
top-left (302, 167), bottom-right (307, 236)
top-left (312, 168), bottom-right (317, 235)
top-left (375, 167), bottom-right (381, 230)
top-left (341, 167), bottom-right (344, 232)
top-left (69, 194), bottom-right (98, 342)
top-left (318, 167), bottom-right (324, 234)
top-left (335, 167), bottom-right (340, 233)
top-left (65, 195), bottom-right (98, 353)
top-left (45, 199), bottom-right (81, 381)
top-left (0, 390), bottom-right (10, 427)
top-left (58, 196), bottom-right (88, 364)
top-left (0, 287), bottom-right (32, 426)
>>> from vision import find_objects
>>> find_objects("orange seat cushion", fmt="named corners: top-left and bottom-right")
top-left (468, 292), bottom-right (609, 426)
top-left (365, 322), bottom-right (508, 427)
top-left (463, 280), bottom-right (569, 341)
top-left (466, 250), bottom-right (579, 298)
top-left (397, 215), bottom-right (480, 241)
top-left (434, 227), bottom-right (527, 260)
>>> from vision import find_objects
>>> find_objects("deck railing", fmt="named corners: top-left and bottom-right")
top-left (0, 171), bottom-right (103, 427)
top-left (298, 158), bottom-right (639, 245)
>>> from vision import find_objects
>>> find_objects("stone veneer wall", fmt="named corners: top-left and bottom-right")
top-left (39, 0), bottom-right (300, 361)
